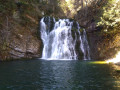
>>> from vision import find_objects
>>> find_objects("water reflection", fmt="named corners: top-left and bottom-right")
top-left (0, 60), bottom-right (120, 90)
top-left (39, 60), bottom-right (120, 90)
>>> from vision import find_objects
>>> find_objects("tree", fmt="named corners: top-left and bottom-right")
top-left (97, 0), bottom-right (120, 31)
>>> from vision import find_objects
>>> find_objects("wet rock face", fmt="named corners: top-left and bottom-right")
top-left (9, 28), bottom-right (42, 59)
top-left (0, 21), bottom-right (43, 61)
top-left (88, 32), bottom-right (120, 60)
top-left (9, 33), bottom-right (42, 60)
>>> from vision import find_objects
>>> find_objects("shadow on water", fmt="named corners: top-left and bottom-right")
top-left (0, 59), bottom-right (120, 90)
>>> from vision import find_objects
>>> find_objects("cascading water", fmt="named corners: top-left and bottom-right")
top-left (40, 17), bottom-right (91, 60)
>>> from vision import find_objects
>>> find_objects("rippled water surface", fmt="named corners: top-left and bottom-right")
top-left (0, 59), bottom-right (120, 90)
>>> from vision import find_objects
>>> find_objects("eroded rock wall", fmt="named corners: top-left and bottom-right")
top-left (88, 31), bottom-right (120, 60)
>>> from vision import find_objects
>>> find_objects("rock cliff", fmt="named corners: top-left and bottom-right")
top-left (0, 0), bottom-right (120, 61)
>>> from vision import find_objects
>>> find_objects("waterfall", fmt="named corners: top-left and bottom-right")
top-left (40, 17), bottom-right (91, 60)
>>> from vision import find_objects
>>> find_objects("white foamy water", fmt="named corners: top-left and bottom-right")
top-left (40, 17), bottom-right (91, 60)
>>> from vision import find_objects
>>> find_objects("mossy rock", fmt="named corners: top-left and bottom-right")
top-left (116, 70), bottom-right (120, 73)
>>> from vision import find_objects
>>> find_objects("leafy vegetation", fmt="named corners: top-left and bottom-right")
top-left (97, 0), bottom-right (120, 33)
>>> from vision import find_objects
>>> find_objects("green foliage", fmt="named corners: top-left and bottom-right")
top-left (97, 0), bottom-right (120, 32)
top-left (0, 0), bottom-right (16, 15)
top-left (80, 28), bottom-right (84, 32)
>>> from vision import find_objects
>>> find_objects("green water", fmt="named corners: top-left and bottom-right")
top-left (0, 59), bottom-right (120, 90)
